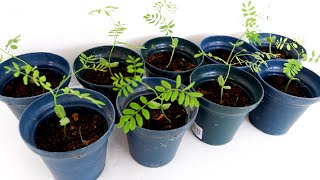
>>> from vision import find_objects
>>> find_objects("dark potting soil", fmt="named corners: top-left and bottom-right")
top-left (1, 69), bottom-right (63, 97)
top-left (196, 80), bottom-right (251, 107)
top-left (81, 62), bottom-right (130, 85)
top-left (131, 95), bottom-right (188, 130)
top-left (264, 75), bottom-right (312, 98)
top-left (259, 47), bottom-right (293, 59)
top-left (146, 51), bottom-right (196, 71)
top-left (34, 107), bottom-right (108, 152)
top-left (207, 49), bottom-right (249, 67)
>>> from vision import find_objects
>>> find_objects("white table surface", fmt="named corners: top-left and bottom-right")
top-left (1, 0), bottom-right (320, 179)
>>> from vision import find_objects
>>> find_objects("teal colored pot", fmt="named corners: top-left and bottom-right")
top-left (116, 77), bottom-right (199, 167)
top-left (200, 35), bottom-right (258, 71)
top-left (141, 36), bottom-right (204, 85)
top-left (0, 52), bottom-right (70, 119)
top-left (19, 88), bottom-right (115, 180)
top-left (190, 64), bottom-right (264, 145)
top-left (249, 60), bottom-right (320, 135)
top-left (73, 45), bottom-right (143, 123)
top-left (250, 33), bottom-right (307, 60)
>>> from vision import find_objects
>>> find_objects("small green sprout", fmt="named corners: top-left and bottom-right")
top-left (117, 75), bottom-right (203, 133)
top-left (144, 0), bottom-right (179, 69)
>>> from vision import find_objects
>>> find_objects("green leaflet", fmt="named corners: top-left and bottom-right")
top-left (136, 113), bottom-right (143, 127)
top-left (130, 102), bottom-right (141, 110)
top-left (59, 117), bottom-right (70, 126)
top-left (176, 75), bottom-right (181, 88)
top-left (161, 80), bottom-right (171, 89)
top-left (148, 101), bottom-right (161, 109)
top-left (140, 96), bottom-right (148, 104)
top-left (161, 103), bottom-right (171, 110)
top-left (54, 105), bottom-right (66, 119)
top-left (141, 109), bottom-right (150, 120)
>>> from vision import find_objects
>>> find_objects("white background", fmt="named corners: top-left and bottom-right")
top-left (1, 0), bottom-right (319, 179)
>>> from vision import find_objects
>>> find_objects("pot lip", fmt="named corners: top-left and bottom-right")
top-left (257, 59), bottom-right (320, 101)
top-left (200, 35), bottom-right (258, 67)
top-left (190, 64), bottom-right (264, 110)
top-left (0, 52), bottom-right (71, 100)
top-left (116, 76), bottom-right (199, 134)
top-left (19, 88), bottom-right (115, 157)
top-left (257, 32), bottom-right (300, 42)
top-left (141, 36), bottom-right (204, 74)
top-left (73, 45), bottom-right (143, 88)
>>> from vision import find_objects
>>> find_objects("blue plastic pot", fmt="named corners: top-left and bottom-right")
top-left (0, 52), bottom-right (70, 119)
top-left (73, 46), bottom-right (143, 123)
top-left (141, 36), bottom-right (204, 84)
top-left (190, 64), bottom-right (264, 145)
top-left (19, 88), bottom-right (115, 180)
top-left (200, 35), bottom-right (258, 71)
top-left (250, 33), bottom-right (307, 60)
top-left (116, 77), bottom-right (199, 167)
top-left (249, 60), bottom-right (320, 135)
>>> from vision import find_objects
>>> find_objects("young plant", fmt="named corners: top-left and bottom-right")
top-left (117, 75), bottom-right (203, 133)
top-left (88, 6), bottom-right (125, 77)
top-left (144, 0), bottom-right (179, 68)
top-left (283, 59), bottom-right (302, 92)
top-left (194, 1), bottom-right (271, 104)
top-left (1, 36), bottom-right (106, 138)
top-left (281, 50), bottom-right (319, 92)
top-left (261, 12), bottom-right (320, 92)
top-left (85, 5), bottom-right (145, 86)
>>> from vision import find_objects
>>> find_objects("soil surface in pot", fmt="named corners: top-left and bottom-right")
top-left (196, 80), bottom-right (251, 107)
top-left (264, 75), bottom-right (312, 98)
top-left (81, 61), bottom-right (130, 85)
top-left (207, 49), bottom-right (249, 67)
top-left (34, 107), bottom-right (108, 152)
top-left (147, 51), bottom-right (196, 71)
top-left (259, 47), bottom-right (293, 59)
top-left (131, 94), bottom-right (188, 130)
top-left (1, 69), bottom-right (63, 97)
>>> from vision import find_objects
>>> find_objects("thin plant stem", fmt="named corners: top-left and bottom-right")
top-left (107, 15), bottom-right (118, 77)
top-left (0, 47), bottom-right (28, 65)
top-left (166, 36), bottom-right (176, 69)
top-left (220, 63), bottom-right (232, 104)
top-left (79, 126), bottom-right (86, 145)
top-left (63, 125), bottom-right (67, 137)
top-left (285, 79), bottom-right (292, 92)
top-left (269, 33), bottom-right (272, 53)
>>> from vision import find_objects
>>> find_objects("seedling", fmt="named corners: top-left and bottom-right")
top-left (261, 14), bottom-right (320, 93)
top-left (144, 0), bottom-right (179, 69)
top-left (88, 6), bottom-right (125, 77)
top-left (283, 59), bottom-right (302, 92)
top-left (117, 75), bottom-right (203, 133)
top-left (281, 50), bottom-right (319, 92)
top-left (1, 36), bottom-right (106, 137)
top-left (84, 5), bottom-right (145, 88)
top-left (194, 1), bottom-right (272, 104)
